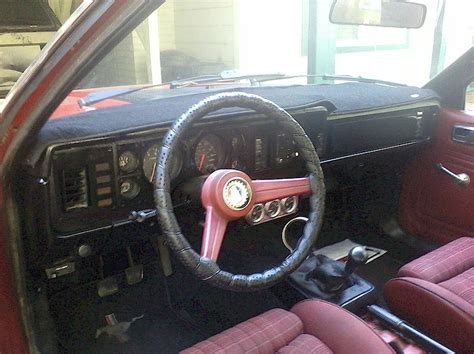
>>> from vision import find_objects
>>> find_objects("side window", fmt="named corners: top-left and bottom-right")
top-left (466, 82), bottom-right (474, 112)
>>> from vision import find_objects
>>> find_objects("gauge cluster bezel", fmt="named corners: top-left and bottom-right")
top-left (111, 127), bottom-right (255, 207)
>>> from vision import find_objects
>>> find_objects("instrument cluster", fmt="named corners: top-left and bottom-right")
top-left (114, 129), bottom-right (300, 204)
top-left (115, 131), bottom-right (246, 201)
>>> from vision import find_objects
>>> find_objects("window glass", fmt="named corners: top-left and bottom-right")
top-left (0, 0), bottom-right (59, 31)
top-left (2, 0), bottom-right (474, 103)
top-left (79, 0), bottom-right (474, 90)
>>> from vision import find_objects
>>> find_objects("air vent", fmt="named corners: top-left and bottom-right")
top-left (94, 162), bottom-right (113, 208)
top-left (61, 168), bottom-right (89, 212)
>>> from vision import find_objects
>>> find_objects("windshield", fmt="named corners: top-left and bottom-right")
top-left (80, 0), bottom-right (473, 91)
top-left (2, 0), bottom-right (474, 104)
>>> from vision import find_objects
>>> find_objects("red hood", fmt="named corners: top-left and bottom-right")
top-left (49, 87), bottom-right (131, 120)
top-left (50, 81), bottom-right (249, 120)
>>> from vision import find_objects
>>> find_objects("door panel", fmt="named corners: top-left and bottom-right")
top-left (399, 108), bottom-right (474, 244)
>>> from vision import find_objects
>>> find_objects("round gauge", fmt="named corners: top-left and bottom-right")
top-left (120, 179), bottom-right (141, 200)
top-left (142, 144), bottom-right (182, 183)
top-left (246, 204), bottom-right (265, 224)
top-left (265, 200), bottom-right (281, 218)
top-left (282, 196), bottom-right (298, 213)
top-left (118, 151), bottom-right (139, 173)
top-left (194, 134), bottom-right (225, 174)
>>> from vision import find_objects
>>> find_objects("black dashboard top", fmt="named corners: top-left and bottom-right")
top-left (26, 82), bottom-right (438, 168)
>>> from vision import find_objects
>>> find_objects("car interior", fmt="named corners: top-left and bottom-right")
top-left (3, 1), bottom-right (474, 354)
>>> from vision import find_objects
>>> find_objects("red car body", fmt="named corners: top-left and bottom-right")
top-left (0, 2), bottom-right (163, 352)
top-left (0, 1), bottom-right (472, 352)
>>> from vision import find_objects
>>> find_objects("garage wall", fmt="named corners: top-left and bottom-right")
top-left (236, 0), bottom-right (306, 75)
top-left (158, 1), bottom-right (177, 51)
top-left (48, 0), bottom-right (82, 23)
top-left (172, 0), bottom-right (235, 68)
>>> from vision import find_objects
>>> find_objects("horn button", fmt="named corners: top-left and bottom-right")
top-left (223, 177), bottom-right (252, 210)
top-left (201, 170), bottom-right (255, 220)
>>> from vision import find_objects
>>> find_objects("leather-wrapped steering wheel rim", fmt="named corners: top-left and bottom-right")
top-left (154, 92), bottom-right (325, 292)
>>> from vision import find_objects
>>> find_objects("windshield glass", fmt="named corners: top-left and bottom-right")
top-left (2, 0), bottom-right (473, 105)
top-left (79, 0), bottom-right (473, 90)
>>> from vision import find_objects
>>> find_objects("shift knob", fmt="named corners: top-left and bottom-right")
top-left (344, 246), bottom-right (368, 276)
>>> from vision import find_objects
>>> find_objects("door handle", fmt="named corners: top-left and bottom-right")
top-left (453, 125), bottom-right (474, 144)
top-left (434, 163), bottom-right (470, 186)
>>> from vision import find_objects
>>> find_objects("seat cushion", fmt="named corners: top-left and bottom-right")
top-left (439, 267), bottom-right (474, 305)
top-left (385, 237), bottom-right (474, 353)
top-left (182, 300), bottom-right (394, 354)
top-left (385, 277), bottom-right (474, 352)
top-left (291, 300), bottom-right (394, 354)
top-left (181, 308), bottom-right (303, 354)
top-left (398, 237), bottom-right (474, 283)
top-left (278, 334), bottom-right (333, 354)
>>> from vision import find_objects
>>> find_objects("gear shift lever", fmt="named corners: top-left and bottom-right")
top-left (289, 245), bottom-right (376, 308)
top-left (344, 246), bottom-right (369, 276)
top-left (306, 246), bottom-right (369, 293)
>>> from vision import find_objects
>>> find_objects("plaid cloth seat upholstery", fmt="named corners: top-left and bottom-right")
top-left (398, 237), bottom-right (474, 284)
top-left (385, 237), bottom-right (474, 353)
top-left (182, 300), bottom-right (394, 354)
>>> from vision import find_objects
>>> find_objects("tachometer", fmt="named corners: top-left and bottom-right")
top-left (143, 144), bottom-right (182, 182)
top-left (194, 134), bottom-right (225, 174)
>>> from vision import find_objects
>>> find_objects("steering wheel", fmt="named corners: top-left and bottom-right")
top-left (155, 92), bottom-right (325, 292)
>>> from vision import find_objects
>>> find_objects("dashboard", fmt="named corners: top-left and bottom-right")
top-left (45, 110), bottom-right (325, 237)
top-left (22, 85), bottom-right (440, 267)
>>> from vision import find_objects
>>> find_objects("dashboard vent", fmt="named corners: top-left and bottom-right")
top-left (94, 162), bottom-right (113, 208)
top-left (61, 168), bottom-right (89, 212)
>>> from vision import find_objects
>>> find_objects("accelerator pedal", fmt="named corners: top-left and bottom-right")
top-left (125, 246), bottom-right (144, 285)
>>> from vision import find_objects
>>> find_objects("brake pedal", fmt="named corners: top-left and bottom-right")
top-left (125, 265), bottom-right (144, 285)
top-left (97, 276), bottom-right (119, 297)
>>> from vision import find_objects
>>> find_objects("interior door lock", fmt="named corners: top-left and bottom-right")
top-left (434, 163), bottom-right (471, 186)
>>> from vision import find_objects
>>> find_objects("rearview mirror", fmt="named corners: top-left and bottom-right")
top-left (330, 0), bottom-right (426, 29)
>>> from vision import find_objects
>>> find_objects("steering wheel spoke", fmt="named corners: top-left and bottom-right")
top-left (201, 207), bottom-right (229, 261)
top-left (252, 177), bottom-right (311, 204)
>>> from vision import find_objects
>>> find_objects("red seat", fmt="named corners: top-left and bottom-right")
top-left (182, 299), bottom-right (394, 354)
top-left (384, 237), bottom-right (474, 353)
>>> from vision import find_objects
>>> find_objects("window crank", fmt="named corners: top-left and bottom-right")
top-left (434, 163), bottom-right (470, 186)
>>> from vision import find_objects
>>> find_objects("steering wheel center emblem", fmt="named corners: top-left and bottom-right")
top-left (223, 177), bottom-right (252, 210)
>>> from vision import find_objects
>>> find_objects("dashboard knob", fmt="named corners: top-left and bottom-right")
top-left (78, 244), bottom-right (92, 258)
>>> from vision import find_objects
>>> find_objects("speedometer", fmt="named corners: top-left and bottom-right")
top-left (143, 144), bottom-right (182, 182)
top-left (194, 134), bottom-right (225, 174)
